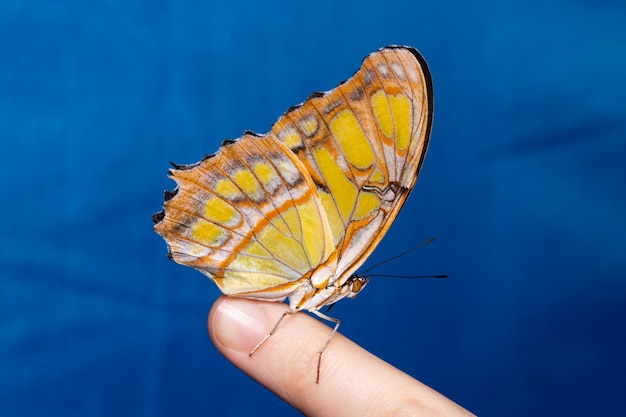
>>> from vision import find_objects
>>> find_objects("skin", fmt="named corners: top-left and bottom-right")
top-left (208, 296), bottom-right (476, 417)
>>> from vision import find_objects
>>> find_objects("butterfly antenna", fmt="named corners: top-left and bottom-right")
top-left (360, 237), bottom-right (436, 275)
top-left (366, 273), bottom-right (448, 279)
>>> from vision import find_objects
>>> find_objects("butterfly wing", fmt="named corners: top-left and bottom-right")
top-left (271, 46), bottom-right (433, 283)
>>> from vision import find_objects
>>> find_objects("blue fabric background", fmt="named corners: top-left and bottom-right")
top-left (2, 1), bottom-right (625, 416)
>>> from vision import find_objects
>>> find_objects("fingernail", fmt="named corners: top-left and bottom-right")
top-left (213, 298), bottom-right (266, 352)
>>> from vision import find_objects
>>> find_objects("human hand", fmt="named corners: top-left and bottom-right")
top-left (208, 296), bottom-right (475, 416)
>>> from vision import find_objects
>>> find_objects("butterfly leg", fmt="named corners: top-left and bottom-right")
top-left (310, 309), bottom-right (341, 383)
top-left (249, 309), bottom-right (295, 357)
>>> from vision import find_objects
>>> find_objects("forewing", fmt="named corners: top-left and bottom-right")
top-left (270, 46), bottom-right (433, 280)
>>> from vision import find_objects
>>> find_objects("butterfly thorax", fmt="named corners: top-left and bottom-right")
top-left (288, 266), bottom-right (370, 313)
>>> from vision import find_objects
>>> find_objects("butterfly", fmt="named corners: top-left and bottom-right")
top-left (153, 45), bottom-right (433, 380)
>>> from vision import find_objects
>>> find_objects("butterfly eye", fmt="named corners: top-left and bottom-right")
top-left (346, 276), bottom-right (370, 299)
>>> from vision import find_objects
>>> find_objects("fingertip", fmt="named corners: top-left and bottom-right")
top-left (208, 297), bottom-right (330, 386)
top-left (207, 297), bottom-right (372, 413)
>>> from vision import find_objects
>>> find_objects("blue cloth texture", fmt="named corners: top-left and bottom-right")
top-left (1, 1), bottom-right (625, 416)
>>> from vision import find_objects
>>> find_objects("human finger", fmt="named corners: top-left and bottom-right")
top-left (208, 296), bottom-right (474, 417)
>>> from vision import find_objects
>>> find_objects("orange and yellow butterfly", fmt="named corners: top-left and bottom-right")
top-left (153, 45), bottom-right (433, 365)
